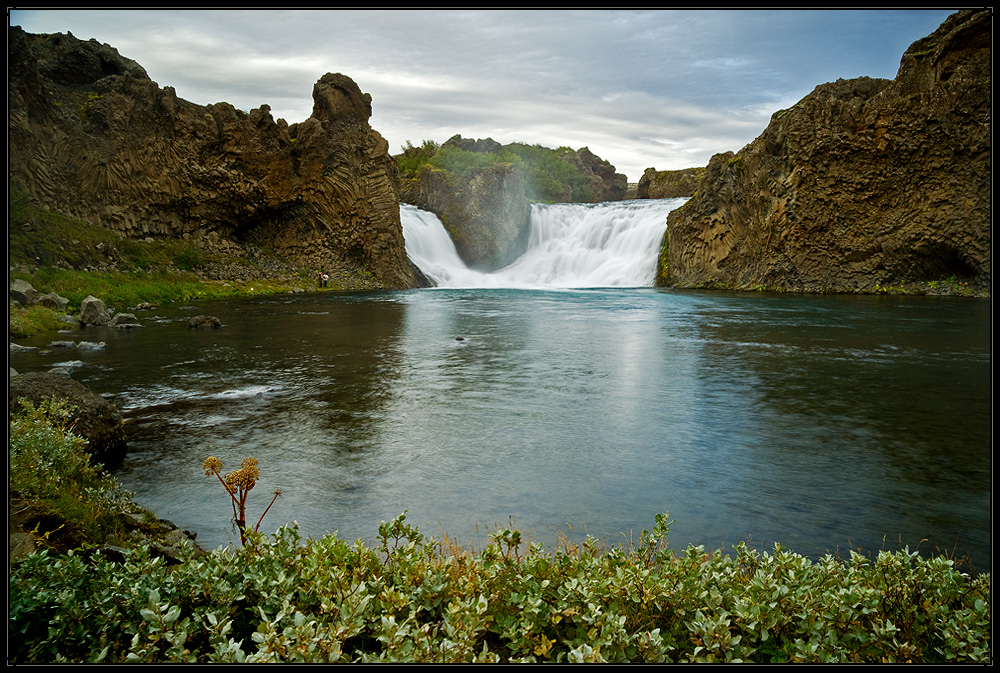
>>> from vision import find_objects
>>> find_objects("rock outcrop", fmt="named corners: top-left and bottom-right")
top-left (9, 371), bottom-right (129, 465)
top-left (566, 147), bottom-right (629, 203)
top-left (8, 27), bottom-right (420, 289)
top-left (399, 135), bottom-right (629, 270)
top-left (636, 167), bottom-right (705, 199)
top-left (658, 10), bottom-right (990, 294)
top-left (403, 151), bottom-right (532, 271)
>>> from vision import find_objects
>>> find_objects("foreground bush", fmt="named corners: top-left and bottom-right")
top-left (9, 400), bottom-right (141, 550)
top-left (8, 404), bottom-right (991, 663)
top-left (9, 512), bottom-right (990, 664)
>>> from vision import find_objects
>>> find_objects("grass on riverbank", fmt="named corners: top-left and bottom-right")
top-left (9, 399), bottom-right (152, 553)
top-left (8, 191), bottom-right (345, 339)
top-left (7, 404), bottom-right (992, 664)
top-left (8, 271), bottom-right (305, 339)
top-left (9, 187), bottom-right (348, 337)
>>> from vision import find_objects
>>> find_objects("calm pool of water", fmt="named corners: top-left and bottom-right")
top-left (10, 288), bottom-right (991, 570)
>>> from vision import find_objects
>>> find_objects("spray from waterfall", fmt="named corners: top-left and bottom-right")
top-left (401, 199), bottom-right (686, 289)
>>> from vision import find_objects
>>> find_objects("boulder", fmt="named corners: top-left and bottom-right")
top-left (188, 315), bottom-right (222, 329)
top-left (37, 291), bottom-right (70, 312)
top-left (9, 278), bottom-right (38, 306)
top-left (111, 312), bottom-right (141, 328)
top-left (78, 295), bottom-right (111, 326)
top-left (8, 371), bottom-right (128, 465)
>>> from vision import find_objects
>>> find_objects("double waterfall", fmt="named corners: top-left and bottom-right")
top-left (401, 199), bottom-right (686, 289)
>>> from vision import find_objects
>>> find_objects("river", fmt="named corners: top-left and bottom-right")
top-left (9, 200), bottom-right (991, 571)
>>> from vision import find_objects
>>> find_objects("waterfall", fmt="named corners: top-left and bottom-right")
top-left (401, 199), bottom-right (686, 289)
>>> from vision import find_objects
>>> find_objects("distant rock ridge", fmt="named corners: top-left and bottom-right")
top-left (635, 167), bottom-right (706, 199)
top-left (8, 26), bottom-right (420, 289)
top-left (658, 9), bottom-right (990, 294)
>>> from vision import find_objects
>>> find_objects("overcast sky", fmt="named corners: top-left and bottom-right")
top-left (10, 9), bottom-right (958, 181)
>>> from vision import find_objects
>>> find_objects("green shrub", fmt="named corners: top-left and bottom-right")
top-left (395, 140), bottom-right (594, 203)
top-left (9, 510), bottom-right (990, 664)
top-left (9, 399), bottom-right (139, 549)
top-left (9, 301), bottom-right (68, 338)
top-left (396, 140), bottom-right (441, 179)
top-left (171, 243), bottom-right (205, 271)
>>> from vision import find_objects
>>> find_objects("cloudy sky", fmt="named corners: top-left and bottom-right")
top-left (10, 9), bottom-right (957, 181)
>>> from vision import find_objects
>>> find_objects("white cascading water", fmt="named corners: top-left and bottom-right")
top-left (401, 199), bottom-right (687, 289)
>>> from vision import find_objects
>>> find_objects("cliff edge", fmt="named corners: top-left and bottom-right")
top-left (658, 10), bottom-right (990, 295)
top-left (8, 27), bottom-right (420, 289)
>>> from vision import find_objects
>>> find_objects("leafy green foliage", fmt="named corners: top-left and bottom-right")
top-left (504, 143), bottom-right (594, 203)
top-left (8, 301), bottom-right (68, 338)
top-left (7, 399), bottom-right (990, 664)
top-left (395, 140), bottom-right (440, 178)
top-left (396, 140), bottom-right (594, 203)
top-left (9, 512), bottom-right (991, 663)
top-left (9, 400), bottom-right (140, 549)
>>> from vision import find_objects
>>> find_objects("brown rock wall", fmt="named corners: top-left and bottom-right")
top-left (8, 27), bottom-right (418, 289)
top-left (660, 10), bottom-right (990, 294)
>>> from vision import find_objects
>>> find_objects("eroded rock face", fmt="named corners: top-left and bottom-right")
top-left (568, 147), bottom-right (629, 203)
top-left (399, 136), bottom-right (628, 270)
top-left (404, 160), bottom-right (532, 271)
top-left (8, 27), bottom-right (419, 289)
top-left (660, 10), bottom-right (990, 294)
top-left (636, 167), bottom-right (705, 199)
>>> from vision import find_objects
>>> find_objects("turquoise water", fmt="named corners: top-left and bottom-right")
top-left (10, 287), bottom-right (991, 570)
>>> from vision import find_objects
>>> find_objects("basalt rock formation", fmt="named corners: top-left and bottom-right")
top-left (635, 167), bottom-right (705, 199)
top-left (8, 26), bottom-right (420, 289)
top-left (399, 135), bottom-right (628, 271)
top-left (658, 10), bottom-right (990, 294)
top-left (401, 144), bottom-right (532, 271)
top-left (566, 147), bottom-right (629, 203)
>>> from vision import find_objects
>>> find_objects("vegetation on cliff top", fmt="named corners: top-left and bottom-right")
top-left (7, 405), bottom-right (992, 664)
top-left (396, 139), bottom-right (596, 203)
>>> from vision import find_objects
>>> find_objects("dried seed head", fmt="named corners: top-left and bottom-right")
top-left (203, 456), bottom-right (224, 476)
top-left (241, 457), bottom-right (260, 481)
top-left (225, 465), bottom-right (257, 492)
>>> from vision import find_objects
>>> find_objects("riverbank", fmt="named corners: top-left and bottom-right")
top-left (8, 295), bottom-right (991, 663)
top-left (8, 190), bottom-right (393, 339)
top-left (7, 408), bottom-right (992, 663)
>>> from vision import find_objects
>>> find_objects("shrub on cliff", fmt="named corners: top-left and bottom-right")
top-left (396, 140), bottom-right (594, 204)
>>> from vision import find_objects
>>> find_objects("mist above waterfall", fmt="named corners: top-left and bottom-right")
top-left (401, 199), bottom-right (686, 289)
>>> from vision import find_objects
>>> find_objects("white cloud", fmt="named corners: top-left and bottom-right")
top-left (10, 8), bottom-right (957, 181)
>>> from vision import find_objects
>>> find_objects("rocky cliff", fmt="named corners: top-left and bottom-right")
top-left (635, 167), bottom-right (705, 199)
top-left (8, 27), bottom-right (420, 289)
top-left (398, 135), bottom-right (628, 270)
top-left (403, 153), bottom-right (532, 271)
top-left (658, 9), bottom-right (990, 294)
